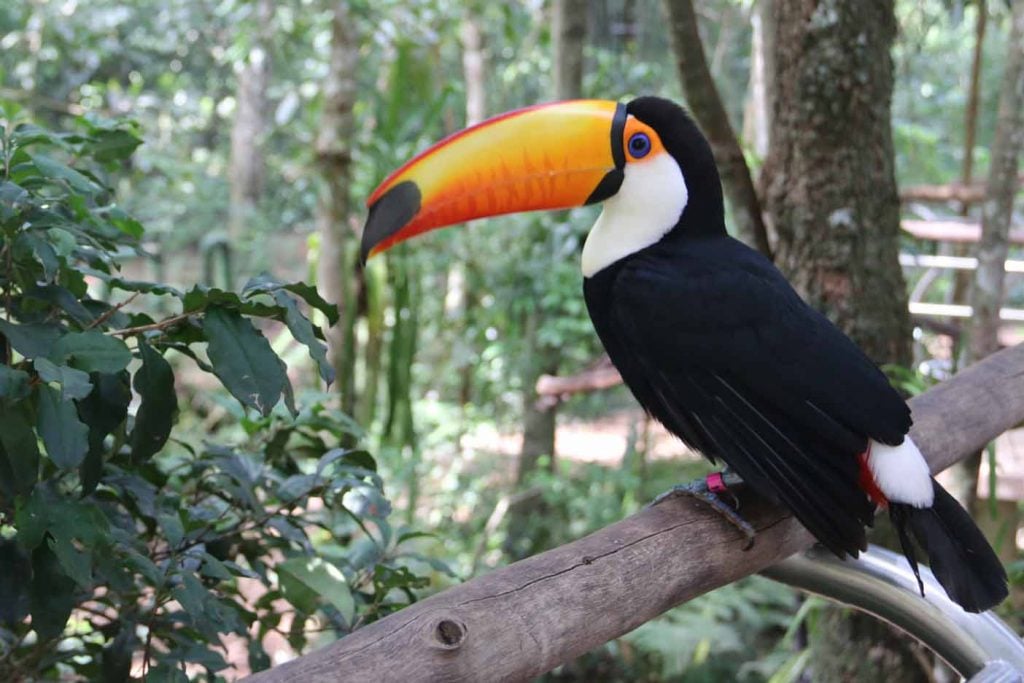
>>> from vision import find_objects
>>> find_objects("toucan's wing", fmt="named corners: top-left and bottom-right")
top-left (605, 238), bottom-right (910, 556)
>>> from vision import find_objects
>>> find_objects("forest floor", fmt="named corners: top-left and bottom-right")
top-left (461, 408), bottom-right (694, 465)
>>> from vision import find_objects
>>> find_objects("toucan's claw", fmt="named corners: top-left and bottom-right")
top-left (650, 472), bottom-right (756, 550)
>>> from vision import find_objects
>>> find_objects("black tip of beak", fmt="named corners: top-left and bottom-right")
top-left (360, 180), bottom-right (422, 263)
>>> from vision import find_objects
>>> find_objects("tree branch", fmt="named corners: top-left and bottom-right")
top-left (661, 0), bottom-right (773, 258)
top-left (245, 344), bottom-right (1024, 683)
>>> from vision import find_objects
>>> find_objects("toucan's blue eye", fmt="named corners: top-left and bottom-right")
top-left (627, 132), bottom-right (651, 159)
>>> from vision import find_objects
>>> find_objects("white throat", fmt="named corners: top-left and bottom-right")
top-left (581, 153), bottom-right (688, 277)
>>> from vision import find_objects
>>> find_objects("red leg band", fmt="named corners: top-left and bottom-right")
top-left (706, 471), bottom-right (728, 494)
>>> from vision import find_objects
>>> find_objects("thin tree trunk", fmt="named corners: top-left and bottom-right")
top-left (960, 0), bottom-right (1024, 521)
top-left (950, 0), bottom-right (991, 518)
top-left (517, 0), bottom-right (586, 481)
top-left (315, 1), bottom-right (359, 415)
top-left (505, 0), bottom-right (586, 561)
top-left (950, 1), bottom-right (989, 313)
top-left (454, 9), bottom-right (486, 411)
top-left (552, 0), bottom-right (585, 103)
top-left (967, 0), bottom-right (1024, 368)
top-left (760, 1), bottom-right (917, 678)
top-left (356, 260), bottom-right (385, 428)
top-left (742, 0), bottom-right (772, 161)
top-left (228, 0), bottom-right (272, 251)
top-left (662, 0), bottom-right (773, 258)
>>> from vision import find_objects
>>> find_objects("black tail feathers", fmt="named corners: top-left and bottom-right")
top-left (889, 478), bottom-right (1008, 613)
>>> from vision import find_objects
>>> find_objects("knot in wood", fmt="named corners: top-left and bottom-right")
top-left (433, 618), bottom-right (467, 649)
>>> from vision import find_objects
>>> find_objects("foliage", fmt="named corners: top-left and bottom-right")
top-left (0, 106), bottom-right (433, 680)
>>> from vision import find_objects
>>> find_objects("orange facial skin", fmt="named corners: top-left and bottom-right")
top-left (361, 100), bottom-right (630, 261)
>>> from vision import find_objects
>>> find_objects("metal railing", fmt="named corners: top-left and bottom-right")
top-left (762, 544), bottom-right (1024, 680)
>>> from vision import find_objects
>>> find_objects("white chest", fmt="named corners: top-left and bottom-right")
top-left (581, 153), bottom-right (689, 277)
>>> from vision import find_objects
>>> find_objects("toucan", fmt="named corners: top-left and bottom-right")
top-left (360, 96), bottom-right (1008, 613)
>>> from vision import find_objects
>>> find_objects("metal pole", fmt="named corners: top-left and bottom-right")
top-left (762, 544), bottom-right (1024, 678)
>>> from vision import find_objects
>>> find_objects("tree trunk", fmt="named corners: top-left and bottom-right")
top-left (760, 1), bottom-right (915, 678)
top-left (453, 9), bottom-right (486, 414)
top-left (515, 0), bottom-right (586, 482)
top-left (959, 0), bottom-right (1024, 522)
top-left (315, 1), bottom-right (359, 415)
top-left (662, 0), bottom-right (773, 258)
top-left (228, 0), bottom-right (272, 250)
top-left (760, 0), bottom-right (910, 366)
top-left (552, 0), bottom-right (585, 103)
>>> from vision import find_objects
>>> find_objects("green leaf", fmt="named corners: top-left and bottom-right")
top-left (272, 290), bottom-right (334, 386)
top-left (15, 487), bottom-right (50, 550)
top-left (51, 331), bottom-right (131, 373)
top-left (20, 232), bottom-right (60, 281)
top-left (0, 181), bottom-right (30, 221)
top-left (88, 129), bottom-right (142, 163)
top-left (0, 402), bottom-right (40, 497)
top-left (124, 549), bottom-right (163, 585)
top-left (203, 307), bottom-right (286, 416)
top-left (0, 320), bottom-right (62, 359)
top-left (49, 534), bottom-right (91, 587)
top-left (129, 342), bottom-right (176, 461)
top-left (29, 541), bottom-right (77, 640)
top-left (0, 540), bottom-right (31, 627)
top-left (24, 284), bottom-right (95, 327)
top-left (36, 384), bottom-right (89, 468)
top-left (243, 274), bottom-right (339, 325)
top-left (47, 228), bottom-right (76, 258)
top-left (183, 286), bottom-right (284, 318)
top-left (0, 365), bottom-right (31, 400)
top-left (30, 153), bottom-right (102, 194)
top-left (278, 557), bottom-right (355, 625)
top-left (77, 371), bottom-right (131, 494)
top-left (34, 358), bottom-right (93, 401)
top-left (199, 553), bottom-right (233, 581)
top-left (147, 666), bottom-right (189, 683)
top-left (107, 277), bottom-right (182, 297)
top-left (158, 512), bottom-right (184, 548)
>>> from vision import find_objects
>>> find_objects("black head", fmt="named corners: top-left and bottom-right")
top-left (625, 96), bottom-right (725, 237)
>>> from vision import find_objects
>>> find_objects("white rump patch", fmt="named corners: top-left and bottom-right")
top-left (867, 437), bottom-right (934, 508)
top-left (581, 152), bottom-right (688, 277)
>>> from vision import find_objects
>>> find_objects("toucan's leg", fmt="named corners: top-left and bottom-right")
top-left (650, 470), bottom-right (755, 549)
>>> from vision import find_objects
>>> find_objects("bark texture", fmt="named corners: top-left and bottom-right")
top-left (228, 0), bottom-right (272, 246)
top-left (760, 0), bottom-right (911, 365)
top-left (967, 0), bottom-right (1024, 364)
top-left (315, 2), bottom-right (359, 412)
top-left (662, 0), bottom-right (773, 257)
top-left (243, 343), bottom-right (1024, 683)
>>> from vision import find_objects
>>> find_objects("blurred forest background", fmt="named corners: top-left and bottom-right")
top-left (1, 0), bottom-right (1023, 681)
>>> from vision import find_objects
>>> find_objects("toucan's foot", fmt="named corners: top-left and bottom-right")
top-left (650, 471), bottom-right (756, 550)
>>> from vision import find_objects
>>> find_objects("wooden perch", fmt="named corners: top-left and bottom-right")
top-left (246, 344), bottom-right (1024, 683)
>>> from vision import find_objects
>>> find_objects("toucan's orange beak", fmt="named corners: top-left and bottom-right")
top-left (361, 100), bottom-right (627, 261)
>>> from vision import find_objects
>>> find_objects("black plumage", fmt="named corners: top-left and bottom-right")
top-left (583, 97), bottom-right (1006, 610)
